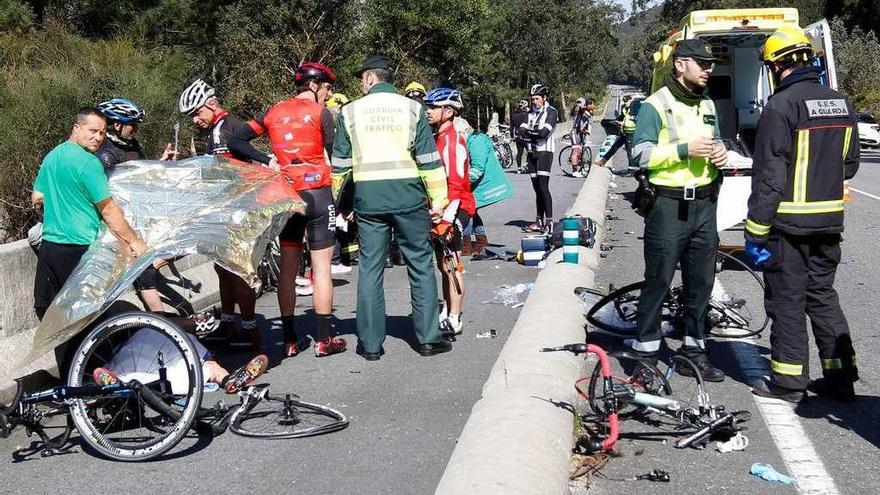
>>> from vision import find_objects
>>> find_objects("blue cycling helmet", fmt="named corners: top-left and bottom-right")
top-left (97, 98), bottom-right (146, 124)
top-left (424, 87), bottom-right (463, 110)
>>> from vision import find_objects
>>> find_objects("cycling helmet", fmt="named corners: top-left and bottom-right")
top-left (517, 99), bottom-right (529, 109)
top-left (294, 62), bottom-right (336, 85)
top-left (404, 81), bottom-right (427, 99)
top-left (326, 93), bottom-right (349, 109)
top-left (179, 79), bottom-right (215, 115)
top-left (576, 97), bottom-right (586, 106)
top-left (96, 98), bottom-right (145, 124)
top-left (424, 87), bottom-right (463, 110)
top-left (529, 84), bottom-right (549, 97)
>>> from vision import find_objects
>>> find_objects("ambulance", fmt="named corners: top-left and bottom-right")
top-left (649, 8), bottom-right (837, 230)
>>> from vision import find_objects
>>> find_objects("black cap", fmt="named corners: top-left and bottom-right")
top-left (673, 39), bottom-right (722, 61)
top-left (354, 55), bottom-right (393, 77)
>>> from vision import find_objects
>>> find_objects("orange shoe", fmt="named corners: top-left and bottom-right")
top-left (223, 354), bottom-right (269, 394)
top-left (315, 337), bottom-right (347, 357)
top-left (93, 367), bottom-right (119, 386)
top-left (285, 341), bottom-right (300, 357)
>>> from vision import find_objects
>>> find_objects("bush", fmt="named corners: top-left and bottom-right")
top-left (0, 24), bottom-right (193, 241)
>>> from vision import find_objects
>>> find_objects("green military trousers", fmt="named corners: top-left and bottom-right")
top-left (634, 193), bottom-right (719, 358)
top-left (355, 207), bottom-right (441, 352)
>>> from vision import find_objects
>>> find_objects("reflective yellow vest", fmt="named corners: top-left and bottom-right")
top-left (640, 86), bottom-right (718, 187)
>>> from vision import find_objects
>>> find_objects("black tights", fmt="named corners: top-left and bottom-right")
top-left (527, 151), bottom-right (553, 221)
top-left (515, 142), bottom-right (527, 170)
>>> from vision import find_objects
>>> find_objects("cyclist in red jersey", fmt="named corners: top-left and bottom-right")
top-left (229, 62), bottom-right (346, 358)
top-left (424, 87), bottom-right (475, 337)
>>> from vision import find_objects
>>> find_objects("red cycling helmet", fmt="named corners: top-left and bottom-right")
top-left (294, 62), bottom-right (336, 85)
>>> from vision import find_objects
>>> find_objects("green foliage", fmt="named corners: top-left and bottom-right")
top-left (0, 24), bottom-right (190, 240)
top-left (831, 17), bottom-right (880, 115)
top-left (0, 0), bottom-right (34, 32)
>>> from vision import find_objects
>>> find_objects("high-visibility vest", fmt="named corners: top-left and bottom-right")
top-left (641, 86), bottom-right (718, 187)
top-left (622, 106), bottom-right (637, 134)
top-left (340, 93), bottom-right (424, 183)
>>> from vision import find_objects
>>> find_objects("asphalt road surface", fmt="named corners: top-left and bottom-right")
top-left (584, 146), bottom-right (880, 494)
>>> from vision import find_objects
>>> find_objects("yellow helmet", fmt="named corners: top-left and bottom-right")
top-left (404, 81), bottom-right (427, 98)
top-left (327, 93), bottom-right (349, 109)
top-left (762, 25), bottom-right (813, 63)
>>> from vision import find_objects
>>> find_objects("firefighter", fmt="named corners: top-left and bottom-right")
top-left (746, 25), bottom-right (860, 403)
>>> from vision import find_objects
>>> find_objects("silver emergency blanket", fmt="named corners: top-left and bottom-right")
top-left (27, 156), bottom-right (305, 363)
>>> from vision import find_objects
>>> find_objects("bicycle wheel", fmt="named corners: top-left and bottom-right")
top-left (557, 145), bottom-right (575, 176)
top-left (230, 385), bottom-right (348, 439)
top-left (582, 351), bottom-right (670, 419)
top-left (586, 281), bottom-right (680, 336)
top-left (580, 147), bottom-right (593, 177)
top-left (708, 250), bottom-right (768, 338)
top-left (66, 312), bottom-right (203, 461)
top-left (500, 143), bottom-right (513, 169)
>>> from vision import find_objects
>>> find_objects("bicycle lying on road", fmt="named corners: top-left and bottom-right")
top-left (0, 312), bottom-right (348, 461)
top-left (581, 248), bottom-right (768, 339)
top-left (540, 342), bottom-right (751, 452)
top-left (557, 135), bottom-right (594, 178)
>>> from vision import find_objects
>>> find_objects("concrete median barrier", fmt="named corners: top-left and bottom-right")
top-left (435, 161), bottom-right (613, 495)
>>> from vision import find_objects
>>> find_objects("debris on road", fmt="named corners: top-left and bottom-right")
top-left (475, 330), bottom-right (498, 339)
top-left (716, 432), bottom-right (749, 453)
top-left (483, 283), bottom-right (534, 306)
top-left (750, 463), bottom-right (794, 484)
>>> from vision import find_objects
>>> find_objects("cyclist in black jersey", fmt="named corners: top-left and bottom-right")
top-left (95, 98), bottom-right (177, 314)
top-left (179, 79), bottom-right (261, 348)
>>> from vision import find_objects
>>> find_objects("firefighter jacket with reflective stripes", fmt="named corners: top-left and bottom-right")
top-left (745, 68), bottom-right (860, 242)
top-left (331, 82), bottom-right (448, 215)
top-left (630, 82), bottom-right (721, 188)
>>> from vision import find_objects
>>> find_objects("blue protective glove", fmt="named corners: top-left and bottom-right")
top-left (750, 463), bottom-right (794, 484)
top-left (745, 240), bottom-right (772, 267)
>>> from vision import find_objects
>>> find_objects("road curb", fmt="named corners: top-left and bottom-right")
top-left (435, 166), bottom-right (612, 495)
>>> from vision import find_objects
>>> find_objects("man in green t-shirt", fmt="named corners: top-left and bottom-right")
top-left (32, 107), bottom-right (147, 319)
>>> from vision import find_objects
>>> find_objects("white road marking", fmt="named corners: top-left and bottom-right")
top-left (715, 277), bottom-right (840, 495)
top-left (850, 187), bottom-right (880, 201)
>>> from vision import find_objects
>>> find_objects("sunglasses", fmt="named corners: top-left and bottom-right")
top-left (687, 59), bottom-right (716, 71)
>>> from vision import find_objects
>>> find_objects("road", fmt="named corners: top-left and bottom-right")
top-left (585, 143), bottom-right (880, 494)
top-left (0, 123), bottom-right (589, 493)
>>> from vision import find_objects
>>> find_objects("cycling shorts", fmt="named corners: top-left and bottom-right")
top-left (569, 129), bottom-right (587, 146)
top-left (279, 186), bottom-right (336, 250)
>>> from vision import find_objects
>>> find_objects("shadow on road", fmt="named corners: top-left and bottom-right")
top-left (795, 393), bottom-right (880, 450)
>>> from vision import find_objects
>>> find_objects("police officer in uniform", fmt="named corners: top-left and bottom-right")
top-left (332, 55), bottom-right (452, 360)
top-left (746, 26), bottom-right (860, 403)
top-left (629, 39), bottom-right (728, 381)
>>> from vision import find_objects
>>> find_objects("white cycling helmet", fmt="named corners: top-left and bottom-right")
top-left (178, 79), bottom-right (216, 115)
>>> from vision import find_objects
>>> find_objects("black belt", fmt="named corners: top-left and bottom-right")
top-left (653, 180), bottom-right (720, 200)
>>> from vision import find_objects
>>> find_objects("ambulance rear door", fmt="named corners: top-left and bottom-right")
top-left (805, 19), bottom-right (838, 89)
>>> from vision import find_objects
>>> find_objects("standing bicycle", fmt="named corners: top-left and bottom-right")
top-left (565, 98), bottom-right (595, 178)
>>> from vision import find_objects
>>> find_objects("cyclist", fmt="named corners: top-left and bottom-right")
top-left (94, 98), bottom-right (178, 316)
top-left (229, 62), bottom-right (347, 358)
top-left (178, 79), bottom-right (260, 348)
top-left (517, 84), bottom-right (558, 233)
top-left (510, 99), bottom-right (529, 173)
top-left (569, 97), bottom-right (595, 178)
top-left (425, 87), bottom-right (476, 336)
top-left (595, 95), bottom-right (636, 168)
top-left (404, 81), bottom-right (427, 106)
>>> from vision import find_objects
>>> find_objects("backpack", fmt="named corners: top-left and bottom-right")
top-left (549, 217), bottom-right (596, 249)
